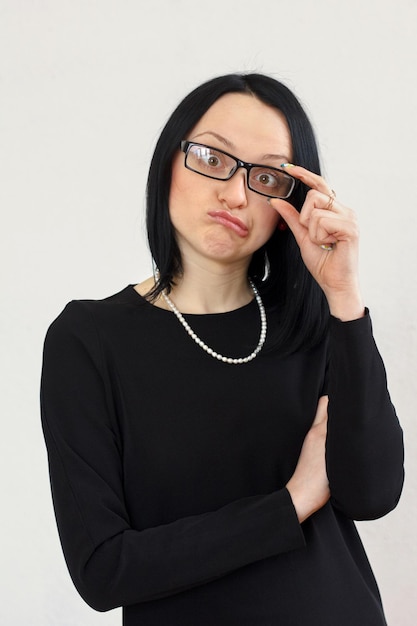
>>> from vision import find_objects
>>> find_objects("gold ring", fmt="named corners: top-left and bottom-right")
top-left (324, 189), bottom-right (336, 210)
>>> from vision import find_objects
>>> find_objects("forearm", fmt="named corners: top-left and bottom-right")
top-left (45, 422), bottom-right (305, 611)
top-left (41, 302), bottom-right (307, 611)
top-left (325, 286), bottom-right (365, 322)
top-left (325, 312), bottom-right (404, 519)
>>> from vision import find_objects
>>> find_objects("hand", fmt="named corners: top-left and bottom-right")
top-left (270, 167), bottom-right (364, 320)
top-left (286, 396), bottom-right (330, 523)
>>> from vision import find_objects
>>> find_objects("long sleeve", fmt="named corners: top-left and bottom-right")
top-left (326, 312), bottom-right (404, 520)
top-left (40, 301), bottom-right (305, 611)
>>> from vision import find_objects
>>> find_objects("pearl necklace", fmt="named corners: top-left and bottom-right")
top-left (161, 278), bottom-right (267, 365)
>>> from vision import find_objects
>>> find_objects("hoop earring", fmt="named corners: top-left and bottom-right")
top-left (152, 261), bottom-right (160, 285)
top-left (262, 250), bottom-right (270, 282)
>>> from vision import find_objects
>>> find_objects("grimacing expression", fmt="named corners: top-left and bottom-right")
top-left (169, 93), bottom-right (293, 269)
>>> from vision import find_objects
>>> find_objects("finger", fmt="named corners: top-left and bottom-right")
top-left (308, 212), bottom-right (359, 246)
top-left (269, 199), bottom-right (307, 245)
top-left (280, 163), bottom-right (334, 197)
top-left (312, 395), bottom-right (329, 426)
top-left (299, 190), bottom-right (344, 223)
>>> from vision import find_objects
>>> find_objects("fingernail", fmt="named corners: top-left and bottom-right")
top-left (280, 163), bottom-right (296, 168)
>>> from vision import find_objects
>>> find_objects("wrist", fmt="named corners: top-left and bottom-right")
top-left (286, 484), bottom-right (323, 524)
top-left (325, 289), bottom-right (365, 322)
top-left (286, 486), bottom-right (308, 524)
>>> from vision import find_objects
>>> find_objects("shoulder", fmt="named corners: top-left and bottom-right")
top-left (42, 286), bottom-right (151, 373)
top-left (44, 285), bottom-right (149, 345)
top-left (51, 285), bottom-right (143, 322)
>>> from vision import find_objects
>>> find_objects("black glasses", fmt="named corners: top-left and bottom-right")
top-left (180, 140), bottom-right (296, 200)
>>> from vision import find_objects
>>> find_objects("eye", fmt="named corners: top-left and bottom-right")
top-left (185, 144), bottom-right (236, 180)
top-left (254, 170), bottom-right (281, 188)
top-left (197, 149), bottom-right (224, 169)
top-left (205, 153), bottom-right (221, 167)
top-left (250, 167), bottom-right (293, 198)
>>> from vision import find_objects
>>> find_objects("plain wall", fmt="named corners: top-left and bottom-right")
top-left (1, 1), bottom-right (416, 624)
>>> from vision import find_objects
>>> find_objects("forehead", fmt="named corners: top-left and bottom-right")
top-left (189, 93), bottom-right (292, 159)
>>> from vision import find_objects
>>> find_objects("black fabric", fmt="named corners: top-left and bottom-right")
top-left (40, 285), bottom-right (404, 625)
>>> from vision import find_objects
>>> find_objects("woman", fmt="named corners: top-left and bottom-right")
top-left (41, 73), bottom-right (404, 625)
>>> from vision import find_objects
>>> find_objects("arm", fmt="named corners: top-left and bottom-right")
top-left (41, 302), bottom-right (305, 611)
top-left (325, 312), bottom-right (404, 519)
top-left (286, 396), bottom-right (330, 523)
top-left (284, 319), bottom-right (403, 523)
top-left (271, 168), bottom-right (404, 521)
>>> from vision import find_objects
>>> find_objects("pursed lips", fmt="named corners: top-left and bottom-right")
top-left (207, 210), bottom-right (249, 238)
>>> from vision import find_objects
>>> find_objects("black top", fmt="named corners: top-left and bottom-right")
top-left (40, 286), bottom-right (404, 625)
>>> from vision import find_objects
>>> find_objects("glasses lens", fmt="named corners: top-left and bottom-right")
top-left (186, 145), bottom-right (237, 179)
top-left (249, 167), bottom-right (294, 199)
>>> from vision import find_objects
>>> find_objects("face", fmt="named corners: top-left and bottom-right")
top-left (169, 93), bottom-right (293, 272)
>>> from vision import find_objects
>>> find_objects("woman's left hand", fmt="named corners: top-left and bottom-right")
top-left (270, 166), bottom-right (365, 321)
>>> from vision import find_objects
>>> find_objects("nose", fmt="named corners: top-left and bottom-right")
top-left (217, 168), bottom-right (248, 209)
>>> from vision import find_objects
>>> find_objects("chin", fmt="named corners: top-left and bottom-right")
top-left (201, 234), bottom-right (248, 262)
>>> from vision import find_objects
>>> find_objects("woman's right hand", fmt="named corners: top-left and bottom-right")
top-left (286, 396), bottom-right (330, 523)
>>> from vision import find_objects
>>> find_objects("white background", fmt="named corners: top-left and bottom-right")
top-left (1, 1), bottom-right (416, 624)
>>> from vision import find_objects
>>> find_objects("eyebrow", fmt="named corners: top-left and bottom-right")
top-left (190, 131), bottom-right (291, 164)
top-left (192, 131), bottom-right (234, 148)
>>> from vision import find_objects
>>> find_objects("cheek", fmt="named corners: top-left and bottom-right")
top-left (248, 207), bottom-right (280, 251)
top-left (169, 162), bottom-right (189, 226)
top-left (169, 156), bottom-right (204, 214)
top-left (258, 207), bottom-right (280, 241)
top-left (169, 158), bottom-right (187, 201)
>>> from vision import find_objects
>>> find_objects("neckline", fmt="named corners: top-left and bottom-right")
top-left (127, 284), bottom-right (257, 317)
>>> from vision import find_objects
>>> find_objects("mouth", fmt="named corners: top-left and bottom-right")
top-left (207, 210), bottom-right (249, 238)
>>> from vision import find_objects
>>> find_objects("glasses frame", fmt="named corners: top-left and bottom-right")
top-left (180, 140), bottom-right (297, 200)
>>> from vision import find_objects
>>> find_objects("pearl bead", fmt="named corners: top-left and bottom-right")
top-left (161, 278), bottom-right (267, 365)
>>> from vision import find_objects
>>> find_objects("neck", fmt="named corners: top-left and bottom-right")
top-left (165, 260), bottom-right (253, 314)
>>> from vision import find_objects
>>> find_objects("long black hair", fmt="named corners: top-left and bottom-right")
top-left (146, 73), bottom-right (329, 354)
